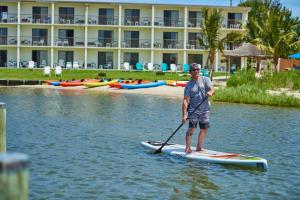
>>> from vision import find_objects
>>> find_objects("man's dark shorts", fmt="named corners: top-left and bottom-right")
top-left (188, 112), bottom-right (210, 129)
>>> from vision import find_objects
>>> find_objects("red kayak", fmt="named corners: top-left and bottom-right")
top-left (176, 81), bottom-right (187, 87)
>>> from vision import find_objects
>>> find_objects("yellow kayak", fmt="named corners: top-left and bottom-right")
top-left (84, 80), bottom-right (118, 88)
top-left (166, 80), bottom-right (177, 86)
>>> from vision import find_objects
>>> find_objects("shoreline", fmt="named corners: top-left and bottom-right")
top-left (6, 84), bottom-right (185, 98)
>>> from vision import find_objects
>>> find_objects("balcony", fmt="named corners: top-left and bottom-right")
top-left (19, 36), bottom-right (49, 46)
top-left (55, 37), bottom-right (75, 46)
top-left (188, 18), bottom-right (202, 28)
top-left (223, 43), bottom-right (240, 50)
top-left (0, 13), bottom-right (17, 23)
top-left (154, 17), bottom-right (184, 27)
top-left (55, 15), bottom-right (85, 24)
top-left (186, 40), bottom-right (205, 50)
top-left (87, 38), bottom-right (118, 47)
top-left (123, 17), bottom-right (151, 26)
top-left (0, 36), bottom-right (17, 45)
top-left (20, 14), bottom-right (51, 24)
top-left (226, 19), bottom-right (242, 29)
top-left (153, 39), bottom-right (183, 49)
top-left (89, 15), bottom-right (118, 25)
top-left (121, 39), bottom-right (151, 48)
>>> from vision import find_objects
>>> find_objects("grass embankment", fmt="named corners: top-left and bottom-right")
top-left (213, 70), bottom-right (300, 107)
top-left (0, 68), bottom-right (225, 82)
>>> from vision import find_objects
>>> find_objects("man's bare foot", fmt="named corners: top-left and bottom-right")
top-left (185, 147), bottom-right (192, 154)
top-left (196, 146), bottom-right (203, 151)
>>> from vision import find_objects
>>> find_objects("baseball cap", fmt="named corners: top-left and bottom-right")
top-left (189, 63), bottom-right (200, 72)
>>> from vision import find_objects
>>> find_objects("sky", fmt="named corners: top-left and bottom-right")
top-left (115, 0), bottom-right (300, 18)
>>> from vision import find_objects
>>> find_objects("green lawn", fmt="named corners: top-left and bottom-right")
top-left (0, 68), bottom-right (226, 81)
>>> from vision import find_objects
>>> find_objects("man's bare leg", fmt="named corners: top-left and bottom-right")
top-left (196, 128), bottom-right (207, 151)
top-left (185, 128), bottom-right (195, 153)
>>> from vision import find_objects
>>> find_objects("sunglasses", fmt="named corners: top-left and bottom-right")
top-left (192, 68), bottom-right (200, 71)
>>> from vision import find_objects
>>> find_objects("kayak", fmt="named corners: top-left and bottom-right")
top-left (176, 81), bottom-right (188, 87)
top-left (120, 81), bottom-right (166, 89)
top-left (84, 80), bottom-right (118, 88)
top-left (166, 80), bottom-right (177, 86)
top-left (141, 141), bottom-right (268, 170)
top-left (60, 81), bottom-right (83, 87)
top-left (50, 81), bottom-right (61, 86)
top-left (111, 80), bottom-right (151, 89)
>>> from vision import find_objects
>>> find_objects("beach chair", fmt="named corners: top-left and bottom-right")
top-left (123, 62), bottom-right (130, 71)
top-left (201, 69), bottom-right (210, 77)
top-left (43, 66), bottom-right (51, 76)
top-left (73, 61), bottom-right (79, 69)
top-left (183, 63), bottom-right (189, 72)
top-left (55, 66), bottom-right (62, 77)
top-left (147, 62), bottom-right (154, 71)
top-left (66, 62), bottom-right (72, 69)
top-left (161, 63), bottom-right (167, 72)
top-left (136, 62), bottom-right (143, 71)
top-left (27, 61), bottom-right (35, 70)
top-left (170, 64), bottom-right (177, 73)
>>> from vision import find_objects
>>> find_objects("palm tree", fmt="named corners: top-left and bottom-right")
top-left (198, 8), bottom-right (223, 80)
top-left (250, 9), bottom-right (300, 70)
top-left (240, 0), bottom-right (300, 71)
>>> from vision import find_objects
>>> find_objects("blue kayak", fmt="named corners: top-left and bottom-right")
top-left (120, 81), bottom-right (166, 89)
top-left (50, 82), bottom-right (61, 86)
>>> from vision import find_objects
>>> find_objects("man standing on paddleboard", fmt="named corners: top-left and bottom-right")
top-left (182, 63), bottom-right (214, 153)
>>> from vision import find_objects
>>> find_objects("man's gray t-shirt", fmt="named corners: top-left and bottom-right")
top-left (184, 77), bottom-right (212, 118)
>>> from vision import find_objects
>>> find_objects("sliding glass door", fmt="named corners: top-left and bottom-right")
top-left (58, 51), bottom-right (73, 68)
top-left (0, 28), bottom-right (7, 45)
top-left (124, 53), bottom-right (138, 69)
top-left (32, 50), bottom-right (48, 67)
top-left (0, 50), bottom-right (7, 67)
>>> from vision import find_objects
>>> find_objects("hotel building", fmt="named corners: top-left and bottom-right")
top-left (0, 0), bottom-right (250, 70)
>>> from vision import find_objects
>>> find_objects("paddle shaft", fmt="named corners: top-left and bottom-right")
top-left (154, 95), bottom-right (208, 154)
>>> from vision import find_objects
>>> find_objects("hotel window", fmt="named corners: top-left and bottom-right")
top-left (98, 30), bottom-right (114, 46)
top-left (188, 54), bottom-right (203, 67)
top-left (0, 6), bottom-right (8, 22)
top-left (124, 53), bottom-right (138, 69)
top-left (99, 8), bottom-right (114, 25)
top-left (163, 32), bottom-right (178, 48)
top-left (0, 50), bottom-right (7, 67)
top-left (58, 51), bottom-right (73, 68)
top-left (32, 50), bottom-right (48, 67)
top-left (163, 53), bottom-right (177, 69)
top-left (98, 52), bottom-right (113, 69)
top-left (0, 28), bottom-right (7, 45)
top-left (59, 29), bottom-right (74, 46)
top-left (228, 13), bottom-right (242, 28)
top-left (124, 31), bottom-right (139, 48)
top-left (33, 7), bottom-right (49, 23)
top-left (188, 32), bottom-right (203, 49)
top-left (125, 9), bottom-right (140, 25)
top-left (59, 7), bottom-right (74, 24)
top-left (32, 29), bottom-right (48, 46)
top-left (164, 10), bottom-right (179, 27)
top-left (188, 11), bottom-right (202, 27)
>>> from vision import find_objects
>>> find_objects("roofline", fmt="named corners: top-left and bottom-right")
top-left (14, 0), bottom-right (251, 11)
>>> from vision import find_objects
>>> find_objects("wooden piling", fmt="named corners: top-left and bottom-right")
top-left (0, 153), bottom-right (29, 200)
top-left (0, 102), bottom-right (6, 153)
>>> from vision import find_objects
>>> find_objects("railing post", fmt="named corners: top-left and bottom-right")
top-left (0, 153), bottom-right (29, 200)
top-left (0, 102), bottom-right (6, 153)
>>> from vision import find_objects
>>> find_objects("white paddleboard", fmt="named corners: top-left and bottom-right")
top-left (141, 141), bottom-right (268, 170)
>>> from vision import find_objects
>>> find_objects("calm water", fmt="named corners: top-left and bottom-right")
top-left (1, 87), bottom-right (300, 199)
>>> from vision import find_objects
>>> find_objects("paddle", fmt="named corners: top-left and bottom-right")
top-left (154, 95), bottom-right (208, 154)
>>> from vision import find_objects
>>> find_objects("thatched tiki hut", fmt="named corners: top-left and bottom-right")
top-left (224, 43), bottom-right (272, 75)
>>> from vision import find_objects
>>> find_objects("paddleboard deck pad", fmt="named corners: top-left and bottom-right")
top-left (141, 141), bottom-right (268, 170)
